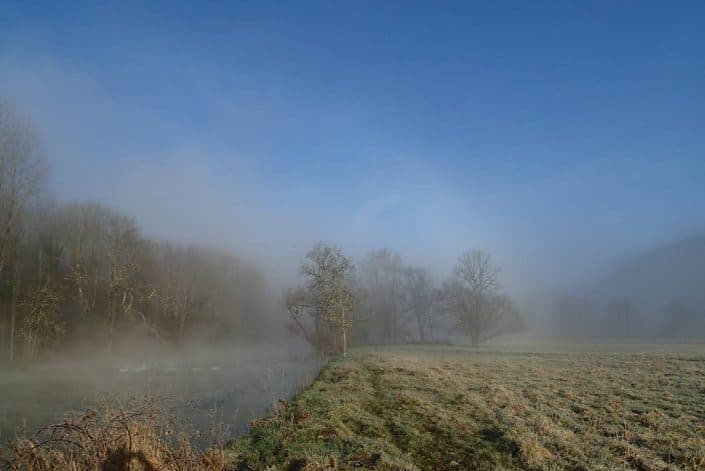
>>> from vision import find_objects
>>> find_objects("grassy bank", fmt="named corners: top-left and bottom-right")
top-left (3, 343), bottom-right (704, 470)
top-left (228, 344), bottom-right (705, 470)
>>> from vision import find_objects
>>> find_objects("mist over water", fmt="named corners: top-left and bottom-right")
top-left (1, 2), bottom-right (704, 450)
top-left (0, 343), bottom-right (320, 446)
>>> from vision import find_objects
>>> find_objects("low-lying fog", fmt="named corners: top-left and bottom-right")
top-left (0, 342), bottom-right (319, 445)
top-left (1, 2), bottom-right (704, 445)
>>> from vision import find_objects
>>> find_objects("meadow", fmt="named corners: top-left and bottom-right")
top-left (4, 341), bottom-right (705, 470)
top-left (229, 341), bottom-right (705, 470)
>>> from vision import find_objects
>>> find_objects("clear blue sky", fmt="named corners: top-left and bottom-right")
top-left (1, 1), bottom-right (704, 292)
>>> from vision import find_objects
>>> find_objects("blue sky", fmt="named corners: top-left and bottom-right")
top-left (1, 1), bottom-right (704, 294)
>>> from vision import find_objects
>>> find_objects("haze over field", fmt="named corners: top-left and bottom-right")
top-left (2, 3), bottom-right (705, 470)
top-left (2, 2), bottom-right (703, 332)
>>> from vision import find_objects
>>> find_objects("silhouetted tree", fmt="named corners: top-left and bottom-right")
top-left (404, 266), bottom-right (435, 341)
top-left (443, 250), bottom-right (521, 346)
top-left (0, 101), bottom-right (47, 360)
top-left (359, 249), bottom-right (405, 343)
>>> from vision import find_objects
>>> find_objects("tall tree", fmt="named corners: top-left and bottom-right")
top-left (444, 250), bottom-right (520, 346)
top-left (404, 266), bottom-right (435, 341)
top-left (360, 249), bottom-right (405, 343)
top-left (0, 100), bottom-right (46, 280)
top-left (286, 243), bottom-right (357, 356)
top-left (56, 203), bottom-right (111, 321)
top-left (0, 101), bottom-right (47, 360)
top-left (104, 214), bottom-right (144, 349)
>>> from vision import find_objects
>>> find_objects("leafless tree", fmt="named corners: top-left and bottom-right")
top-left (404, 266), bottom-right (435, 341)
top-left (0, 101), bottom-right (47, 359)
top-left (360, 249), bottom-right (405, 343)
top-left (0, 100), bottom-right (46, 280)
top-left (104, 214), bottom-right (144, 349)
top-left (286, 243), bottom-right (357, 356)
top-left (56, 203), bottom-right (111, 320)
top-left (14, 213), bottom-right (65, 360)
top-left (444, 249), bottom-right (515, 346)
top-left (153, 243), bottom-right (203, 342)
top-left (483, 294), bottom-right (524, 340)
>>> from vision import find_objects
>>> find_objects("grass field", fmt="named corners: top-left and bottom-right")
top-left (229, 342), bottom-right (705, 470)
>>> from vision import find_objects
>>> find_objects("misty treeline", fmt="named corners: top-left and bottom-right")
top-left (0, 101), bottom-right (270, 362)
top-left (0, 100), bottom-right (526, 363)
top-left (551, 295), bottom-right (705, 338)
top-left (551, 236), bottom-right (705, 338)
top-left (285, 243), bottom-right (525, 355)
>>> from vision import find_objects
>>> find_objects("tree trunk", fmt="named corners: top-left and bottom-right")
top-left (417, 314), bottom-right (426, 342)
top-left (108, 296), bottom-right (116, 352)
top-left (24, 312), bottom-right (33, 361)
top-left (340, 296), bottom-right (347, 358)
top-left (0, 212), bottom-right (15, 282)
top-left (342, 327), bottom-right (347, 358)
top-left (427, 310), bottom-right (433, 340)
top-left (9, 269), bottom-right (18, 361)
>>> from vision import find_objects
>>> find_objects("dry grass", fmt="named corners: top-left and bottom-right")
top-left (0, 398), bottom-right (230, 471)
top-left (229, 344), bottom-right (705, 470)
top-left (3, 343), bottom-right (705, 470)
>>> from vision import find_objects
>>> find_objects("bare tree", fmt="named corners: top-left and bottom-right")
top-left (104, 215), bottom-right (144, 349)
top-left (286, 243), bottom-right (357, 356)
top-left (0, 102), bottom-right (276, 361)
top-left (483, 294), bottom-right (525, 340)
top-left (0, 101), bottom-right (47, 359)
top-left (404, 266), bottom-right (435, 341)
top-left (56, 203), bottom-right (111, 320)
top-left (153, 242), bottom-right (197, 342)
top-left (444, 249), bottom-right (511, 346)
top-left (360, 249), bottom-right (405, 343)
top-left (16, 217), bottom-right (65, 360)
top-left (0, 100), bottom-right (46, 280)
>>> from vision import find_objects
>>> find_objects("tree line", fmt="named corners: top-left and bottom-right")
top-left (1, 100), bottom-right (525, 362)
top-left (285, 243), bottom-right (525, 356)
top-left (552, 295), bottom-right (705, 338)
top-left (0, 101), bottom-right (269, 362)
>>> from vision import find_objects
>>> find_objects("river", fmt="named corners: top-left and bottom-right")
top-left (0, 344), bottom-right (321, 447)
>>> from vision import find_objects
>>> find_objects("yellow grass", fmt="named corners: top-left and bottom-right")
top-left (229, 342), bottom-right (705, 470)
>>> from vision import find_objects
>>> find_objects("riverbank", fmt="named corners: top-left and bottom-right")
top-left (228, 344), bottom-right (705, 470)
top-left (3, 343), bottom-right (704, 470)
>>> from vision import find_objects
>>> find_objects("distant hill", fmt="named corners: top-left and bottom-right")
top-left (602, 235), bottom-right (705, 305)
top-left (552, 235), bottom-right (705, 337)
top-left (596, 234), bottom-right (705, 335)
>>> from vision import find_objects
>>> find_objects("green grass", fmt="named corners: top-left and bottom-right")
top-left (227, 342), bottom-right (705, 470)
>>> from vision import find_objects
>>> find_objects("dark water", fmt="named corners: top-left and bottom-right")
top-left (0, 347), bottom-right (320, 446)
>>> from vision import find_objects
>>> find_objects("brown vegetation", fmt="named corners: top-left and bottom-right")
top-left (0, 101), bottom-right (270, 363)
top-left (1, 399), bottom-right (229, 471)
top-left (229, 344), bottom-right (705, 470)
top-left (4, 343), bottom-right (705, 470)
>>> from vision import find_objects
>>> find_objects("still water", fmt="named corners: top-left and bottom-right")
top-left (0, 346), bottom-right (320, 446)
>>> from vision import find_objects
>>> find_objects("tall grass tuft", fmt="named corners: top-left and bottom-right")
top-left (1, 397), bottom-right (230, 470)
